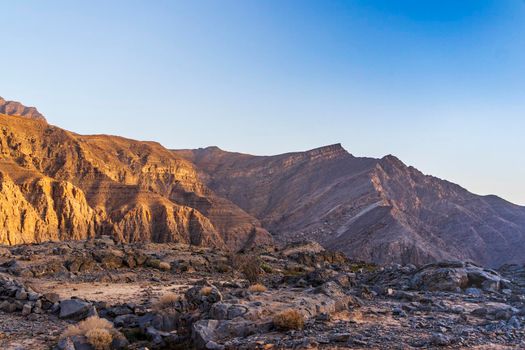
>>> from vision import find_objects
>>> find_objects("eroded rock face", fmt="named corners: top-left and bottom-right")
top-left (174, 145), bottom-right (525, 267)
top-left (0, 97), bottom-right (272, 250)
top-left (0, 97), bottom-right (46, 121)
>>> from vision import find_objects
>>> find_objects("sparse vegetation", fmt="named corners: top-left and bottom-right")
top-left (248, 283), bottom-right (267, 293)
top-left (158, 261), bottom-right (171, 271)
top-left (86, 328), bottom-right (113, 350)
top-left (200, 286), bottom-right (213, 296)
top-left (62, 316), bottom-right (118, 350)
top-left (229, 253), bottom-right (264, 283)
top-left (62, 316), bottom-right (114, 338)
top-left (261, 262), bottom-right (273, 273)
top-left (273, 309), bottom-right (305, 331)
top-left (154, 292), bottom-right (181, 310)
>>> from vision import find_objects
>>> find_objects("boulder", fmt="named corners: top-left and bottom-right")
top-left (0, 300), bottom-right (18, 313)
top-left (93, 249), bottom-right (124, 269)
top-left (59, 299), bottom-right (95, 320)
top-left (411, 263), bottom-right (468, 291)
top-left (192, 319), bottom-right (220, 350)
top-left (185, 284), bottom-right (222, 311)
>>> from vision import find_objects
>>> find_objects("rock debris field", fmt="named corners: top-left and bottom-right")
top-left (0, 237), bottom-right (524, 349)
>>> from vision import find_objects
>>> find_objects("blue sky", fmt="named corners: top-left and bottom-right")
top-left (1, 0), bottom-right (525, 204)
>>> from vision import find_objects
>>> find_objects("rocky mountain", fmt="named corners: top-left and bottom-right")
top-left (0, 97), bottom-right (46, 121)
top-left (0, 97), bottom-right (271, 249)
top-left (2, 96), bottom-right (524, 268)
top-left (174, 144), bottom-right (525, 267)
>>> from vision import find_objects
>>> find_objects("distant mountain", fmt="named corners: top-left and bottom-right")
top-left (174, 145), bottom-right (525, 267)
top-left (0, 97), bottom-right (271, 250)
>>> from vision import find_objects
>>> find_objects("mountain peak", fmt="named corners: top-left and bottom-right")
top-left (0, 96), bottom-right (46, 122)
top-left (303, 143), bottom-right (349, 158)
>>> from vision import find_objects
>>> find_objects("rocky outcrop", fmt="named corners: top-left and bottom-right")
top-left (174, 145), bottom-right (525, 267)
top-left (0, 97), bottom-right (46, 121)
top-left (0, 97), bottom-right (272, 250)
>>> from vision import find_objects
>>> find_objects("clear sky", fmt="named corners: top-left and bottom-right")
top-left (1, 1), bottom-right (525, 205)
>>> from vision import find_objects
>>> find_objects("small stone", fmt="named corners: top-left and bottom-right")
top-left (44, 292), bottom-right (60, 303)
top-left (430, 333), bottom-right (451, 346)
top-left (464, 288), bottom-right (482, 297)
top-left (15, 289), bottom-right (28, 300)
top-left (56, 337), bottom-right (75, 350)
top-left (22, 303), bottom-right (32, 315)
top-left (392, 307), bottom-right (407, 317)
top-left (329, 333), bottom-right (351, 342)
top-left (28, 292), bottom-right (40, 301)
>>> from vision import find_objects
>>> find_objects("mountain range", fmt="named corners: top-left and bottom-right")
top-left (1, 96), bottom-right (524, 267)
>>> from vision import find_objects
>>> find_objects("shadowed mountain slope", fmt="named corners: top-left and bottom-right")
top-left (174, 145), bottom-right (525, 267)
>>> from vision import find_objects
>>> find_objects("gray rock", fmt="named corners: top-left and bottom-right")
top-left (205, 341), bottom-right (225, 350)
top-left (28, 292), bottom-right (40, 301)
top-left (114, 313), bottom-right (139, 328)
top-left (22, 303), bottom-right (32, 315)
top-left (111, 336), bottom-right (130, 350)
top-left (508, 315), bottom-right (521, 329)
top-left (411, 265), bottom-right (468, 291)
top-left (71, 335), bottom-right (93, 350)
top-left (0, 300), bottom-right (18, 313)
top-left (464, 287), bottom-right (482, 297)
top-left (430, 333), bottom-right (451, 346)
top-left (329, 333), bottom-right (351, 342)
top-left (186, 284), bottom-right (222, 311)
top-left (192, 319), bottom-right (220, 350)
top-left (107, 305), bottom-right (133, 316)
top-left (15, 289), bottom-right (28, 300)
top-left (59, 299), bottom-right (93, 320)
top-left (56, 337), bottom-right (75, 350)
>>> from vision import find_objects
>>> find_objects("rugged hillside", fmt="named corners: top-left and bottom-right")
top-left (0, 97), bottom-right (46, 121)
top-left (174, 145), bottom-right (525, 267)
top-left (0, 98), bottom-right (271, 249)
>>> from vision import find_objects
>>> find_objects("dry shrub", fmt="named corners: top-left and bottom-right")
top-left (200, 286), bottom-right (213, 296)
top-left (230, 254), bottom-right (262, 283)
top-left (62, 316), bottom-right (114, 338)
top-left (86, 328), bottom-right (112, 350)
top-left (158, 261), bottom-right (171, 271)
top-left (248, 283), bottom-right (267, 293)
top-left (273, 309), bottom-right (305, 331)
top-left (154, 292), bottom-right (180, 310)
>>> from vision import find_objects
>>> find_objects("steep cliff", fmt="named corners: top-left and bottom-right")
top-left (0, 98), bottom-right (272, 249)
top-left (175, 145), bottom-right (525, 267)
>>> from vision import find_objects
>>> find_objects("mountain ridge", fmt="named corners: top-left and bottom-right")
top-left (1, 96), bottom-right (524, 267)
top-left (174, 144), bottom-right (525, 267)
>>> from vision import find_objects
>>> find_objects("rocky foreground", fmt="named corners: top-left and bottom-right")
top-left (0, 238), bottom-right (524, 350)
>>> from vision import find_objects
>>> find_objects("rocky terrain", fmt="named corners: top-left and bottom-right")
top-left (1, 96), bottom-right (525, 349)
top-left (174, 145), bottom-right (525, 267)
top-left (0, 97), bottom-right (271, 250)
top-left (0, 238), bottom-right (524, 349)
